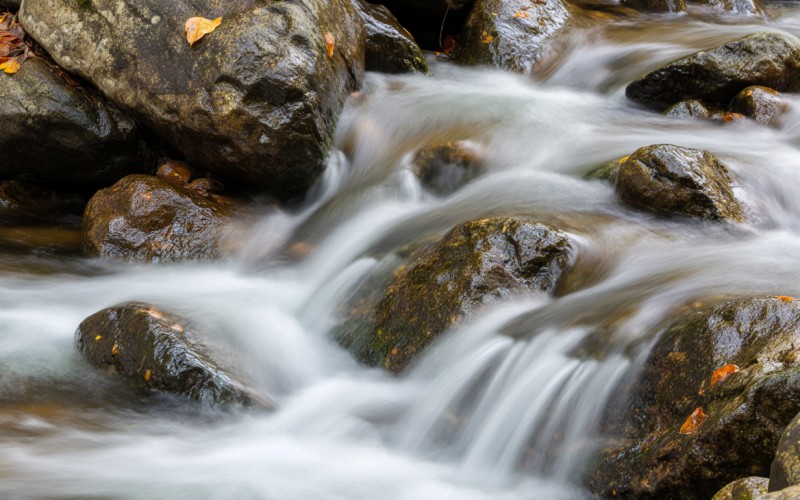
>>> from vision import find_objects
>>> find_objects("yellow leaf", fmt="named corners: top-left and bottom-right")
top-left (185, 16), bottom-right (222, 47)
top-left (514, 11), bottom-right (530, 18)
top-left (144, 369), bottom-right (151, 382)
top-left (481, 31), bottom-right (495, 44)
top-left (324, 32), bottom-right (335, 59)
top-left (776, 295), bottom-right (796, 302)
top-left (111, 344), bottom-right (119, 356)
top-left (679, 407), bottom-right (707, 435)
top-left (0, 59), bottom-right (20, 74)
top-left (94, 335), bottom-right (102, 341)
top-left (710, 364), bottom-right (740, 386)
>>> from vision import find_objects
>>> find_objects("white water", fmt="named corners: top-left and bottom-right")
top-left (4, 8), bottom-right (800, 499)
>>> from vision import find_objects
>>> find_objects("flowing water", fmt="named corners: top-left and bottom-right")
top-left (4, 7), bottom-right (800, 499)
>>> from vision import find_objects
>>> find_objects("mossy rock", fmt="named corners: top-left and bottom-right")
top-left (593, 296), bottom-right (800, 498)
top-left (712, 477), bottom-right (769, 500)
top-left (76, 302), bottom-right (258, 406)
top-left (337, 217), bottom-right (573, 373)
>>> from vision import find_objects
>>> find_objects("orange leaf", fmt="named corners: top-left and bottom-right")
top-left (481, 31), bottom-right (495, 44)
top-left (185, 16), bottom-right (222, 47)
top-left (144, 369), bottom-right (151, 382)
top-left (111, 344), bottom-right (119, 356)
top-left (776, 295), bottom-right (796, 302)
top-left (679, 407), bottom-right (708, 435)
top-left (324, 32), bottom-right (335, 59)
top-left (0, 58), bottom-right (20, 74)
top-left (710, 364), bottom-right (740, 386)
top-left (723, 112), bottom-right (745, 123)
top-left (514, 11), bottom-right (531, 18)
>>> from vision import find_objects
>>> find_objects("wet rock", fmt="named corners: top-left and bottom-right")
top-left (664, 99), bottom-right (725, 121)
top-left (0, 180), bottom-right (85, 220)
top-left (626, 32), bottom-right (800, 110)
top-left (353, 0), bottom-right (427, 74)
top-left (83, 174), bottom-right (234, 262)
top-left (20, 0), bottom-right (366, 199)
top-left (155, 160), bottom-right (193, 187)
top-left (731, 86), bottom-right (787, 126)
top-left (621, 0), bottom-right (686, 13)
top-left (593, 296), bottom-right (800, 498)
top-left (455, 0), bottom-right (574, 73)
top-left (616, 144), bottom-right (744, 221)
top-left (762, 485), bottom-right (800, 499)
top-left (712, 477), bottom-right (769, 500)
top-left (411, 141), bottom-right (485, 195)
top-left (188, 177), bottom-right (225, 196)
top-left (694, 0), bottom-right (762, 15)
top-left (375, 0), bottom-right (474, 50)
top-left (76, 302), bottom-right (255, 406)
top-left (0, 57), bottom-right (148, 186)
top-left (770, 411), bottom-right (800, 491)
top-left (337, 217), bottom-right (572, 373)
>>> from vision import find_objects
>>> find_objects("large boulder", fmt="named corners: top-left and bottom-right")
top-left (83, 174), bottom-right (235, 262)
top-left (593, 296), bottom-right (800, 498)
top-left (337, 217), bottom-right (572, 373)
top-left (616, 144), bottom-right (744, 222)
top-left (712, 477), bottom-right (769, 500)
top-left (353, 0), bottom-right (427, 74)
top-left (20, 0), bottom-right (366, 199)
top-left (770, 411), bottom-right (800, 491)
top-left (76, 302), bottom-right (257, 406)
top-left (626, 32), bottom-right (800, 110)
top-left (0, 58), bottom-right (148, 186)
top-left (455, 0), bottom-right (574, 73)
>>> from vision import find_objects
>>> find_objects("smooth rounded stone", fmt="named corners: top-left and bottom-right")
top-left (76, 302), bottom-right (256, 406)
top-left (83, 174), bottom-right (234, 262)
top-left (593, 296), bottom-right (800, 498)
top-left (616, 144), bottom-right (744, 221)
top-left (411, 141), bottom-right (485, 195)
top-left (771, 411), bottom-right (800, 491)
top-left (664, 99), bottom-right (726, 121)
top-left (621, 0), bottom-right (686, 13)
top-left (626, 32), bottom-right (800, 110)
top-left (761, 485), bottom-right (800, 499)
top-left (20, 0), bottom-right (366, 200)
top-left (353, 0), bottom-right (427, 74)
top-left (731, 86), bottom-right (787, 126)
top-left (455, 0), bottom-right (574, 73)
top-left (713, 477), bottom-right (769, 500)
top-left (0, 57), bottom-right (148, 186)
top-left (0, 180), bottom-right (85, 219)
top-left (337, 217), bottom-right (572, 373)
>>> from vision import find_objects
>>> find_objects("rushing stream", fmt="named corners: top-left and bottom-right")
top-left (5, 7), bottom-right (800, 499)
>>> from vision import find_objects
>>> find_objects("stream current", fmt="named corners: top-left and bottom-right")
top-left (4, 7), bottom-right (800, 499)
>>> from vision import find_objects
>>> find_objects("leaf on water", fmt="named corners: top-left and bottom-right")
top-left (481, 31), bottom-right (495, 44)
top-left (710, 364), bottom-right (740, 386)
top-left (144, 369), bottom-right (151, 382)
top-left (776, 295), bottom-right (796, 302)
top-left (0, 58), bottom-right (20, 74)
top-left (679, 407), bottom-right (708, 435)
top-left (324, 32), bottom-right (335, 59)
top-left (185, 16), bottom-right (222, 47)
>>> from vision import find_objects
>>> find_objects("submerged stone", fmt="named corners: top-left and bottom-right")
top-left (411, 141), bottom-right (485, 195)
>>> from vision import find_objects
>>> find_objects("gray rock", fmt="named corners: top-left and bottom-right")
top-left (353, 0), bottom-right (427, 74)
top-left (20, 0), bottom-right (366, 199)
top-left (731, 86), bottom-right (787, 126)
top-left (695, 0), bottom-right (762, 15)
top-left (664, 99), bottom-right (725, 121)
top-left (626, 32), bottom-right (800, 110)
top-left (0, 58), bottom-right (148, 186)
top-left (616, 144), bottom-right (744, 221)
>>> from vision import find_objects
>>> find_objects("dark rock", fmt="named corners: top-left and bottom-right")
top-left (712, 477), bottom-right (769, 500)
top-left (626, 32), bottom-right (800, 110)
top-left (374, 0), bottom-right (474, 51)
top-left (337, 217), bottom-right (572, 373)
top-left (621, 0), bottom-right (686, 13)
top-left (0, 58), bottom-right (148, 186)
top-left (411, 141), bottom-right (485, 195)
top-left (76, 302), bottom-right (255, 406)
top-left (83, 174), bottom-right (234, 262)
top-left (20, 0), bottom-right (366, 199)
top-left (593, 296), bottom-right (800, 498)
top-left (731, 86), bottom-right (787, 126)
top-left (0, 180), bottom-right (85, 220)
top-left (353, 0), bottom-right (427, 74)
top-left (770, 411), bottom-right (800, 491)
top-left (455, 0), bottom-right (574, 73)
top-left (585, 157), bottom-right (626, 183)
top-left (0, 0), bottom-right (20, 10)
top-left (616, 144), bottom-right (744, 221)
top-left (664, 99), bottom-right (725, 121)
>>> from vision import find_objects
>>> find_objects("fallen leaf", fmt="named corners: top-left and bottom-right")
top-left (144, 369), bottom-right (151, 382)
top-left (111, 344), bottom-right (119, 356)
top-left (514, 11), bottom-right (531, 18)
top-left (679, 407), bottom-right (708, 435)
top-left (185, 16), bottom-right (222, 47)
top-left (0, 58), bottom-right (20, 74)
top-left (776, 295), bottom-right (796, 302)
top-left (710, 364), bottom-right (740, 386)
top-left (481, 31), bottom-right (495, 44)
top-left (324, 32), bottom-right (335, 59)
top-left (94, 334), bottom-right (103, 341)
top-left (442, 35), bottom-right (457, 56)
top-left (723, 112), bottom-right (745, 123)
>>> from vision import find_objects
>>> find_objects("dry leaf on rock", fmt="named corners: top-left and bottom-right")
top-left (679, 407), bottom-right (708, 435)
top-left (185, 17), bottom-right (222, 47)
top-left (710, 364), bottom-right (740, 386)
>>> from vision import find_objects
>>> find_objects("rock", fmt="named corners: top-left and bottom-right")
top-left (694, 0), bottom-right (761, 14)
top-left (411, 141), bottom-right (485, 195)
top-left (155, 160), bottom-right (193, 187)
top-left (455, 0), bottom-right (574, 73)
top-left (337, 217), bottom-right (572, 373)
top-left (82, 174), bottom-right (234, 262)
top-left (0, 0), bottom-right (20, 10)
top-left (771, 411), bottom-right (800, 491)
top-left (0, 180), bottom-right (85, 220)
top-left (621, 0), bottom-right (686, 13)
top-left (664, 99), bottom-right (725, 121)
top-left (353, 0), bottom-right (427, 74)
top-left (761, 485), bottom-right (800, 499)
top-left (626, 32), bottom-right (800, 110)
top-left (0, 58), bottom-right (148, 186)
top-left (76, 302), bottom-right (255, 406)
top-left (20, 0), bottom-right (366, 199)
top-left (731, 86), bottom-right (787, 126)
top-left (712, 477), bottom-right (769, 500)
top-left (375, 0), bottom-right (474, 50)
top-left (616, 144), bottom-right (744, 221)
top-left (593, 296), bottom-right (800, 498)
top-left (188, 177), bottom-right (225, 195)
